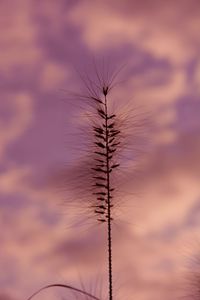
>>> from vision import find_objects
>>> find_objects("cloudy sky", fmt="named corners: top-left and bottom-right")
top-left (1, 1), bottom-right (200, 299)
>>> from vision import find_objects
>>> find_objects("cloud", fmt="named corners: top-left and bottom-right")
top-left (0, 294), bottom-right (16, 300)
top-left (195, 60), bottom-right (200, 94)
top-left (130, 69), bottom-right (186, 106)
top-left (68, 0), bottom-right (200, 64)
top-left (0, 167), bottom-right (31, 195)
top-left (0, 93), bottom-right (33, 161)
top-left (0, 0), bottom-right (41, 72)
top-left (39, 62), bottom-right (69, 92)
top-left (0, 1), bottom-right (199, 300)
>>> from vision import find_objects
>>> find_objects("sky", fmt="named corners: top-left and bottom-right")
top-left (1, 0), bottom-right (200, 299)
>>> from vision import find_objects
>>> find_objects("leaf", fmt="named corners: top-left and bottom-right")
top-left (108, 114), bottom-right (116, 119)
top-left (93, 176), bottom-right (106, 181)
top-left (95, 142), bottom-right (105, 148)
top-left (93, 126), bottom-right (104, 134)
top-left (97, 197), bottom-right (105, 201)
top-left (95, 134), bottom-right (106, 141)
top-left (95, 210), bottom-right (105, 214)
top-left (109, 130), bottom-right (120, 137)
top-left (91, 167), bottom-right (106, 173)
top-left (93, 192), bottom-right (106, 196)
top-left (94, 158), bottom-right (104, 163)
top-left (97, 109), bottom-right (107, 119)
top-left (108, 148), bottom-right (116, 154)
top-left (94, 183), bottom-right (107, 188)
top-left (110, 142), bottom-right (120, 148)
top-left (108, 137), bottom-right (115, 144)
top-left (111, 163), bottom-right (120, 169)
top-left (94, 151), bottom-right (106, 157)
top-left (91, 96), bottom-right (103, 104)
top-left (26, 284), bottom-right (100, 300)
top-left (96, 205), bottom-right (106, 209)
top-left (108, 122), bottom-right (115, 129)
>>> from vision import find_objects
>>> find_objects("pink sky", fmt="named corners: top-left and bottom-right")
top-left (1, 1), bottom-right (200, 299)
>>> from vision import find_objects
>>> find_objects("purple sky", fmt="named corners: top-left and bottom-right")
top-left (1, 1), bottom-right (200, 299)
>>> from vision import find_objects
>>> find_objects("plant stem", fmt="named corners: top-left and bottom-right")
top-left (104, 95), bottom-right (113, 300)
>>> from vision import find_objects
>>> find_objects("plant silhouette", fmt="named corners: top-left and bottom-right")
top-left (82, 67), bottom-right (122, 300)
top-left (63, 62), bottom-right (147, 299)
top-left (26, 62), bottom-right (148, 300)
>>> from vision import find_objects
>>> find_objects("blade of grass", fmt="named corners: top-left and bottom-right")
top-left (26, 283), bottom-right (100, 300)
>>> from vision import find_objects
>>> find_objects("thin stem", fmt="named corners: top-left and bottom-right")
top-left (104, 95), bottom-right (113, 300)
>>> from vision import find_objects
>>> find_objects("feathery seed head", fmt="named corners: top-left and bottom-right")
top-left (61, 63), bottom-right (150, 227)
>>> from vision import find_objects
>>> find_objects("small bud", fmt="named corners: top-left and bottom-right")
top-left (103, 86), bottom-right (109, 96)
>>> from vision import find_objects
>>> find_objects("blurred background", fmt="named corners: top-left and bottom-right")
top-left (1, 1), bottom-right (200, 299)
